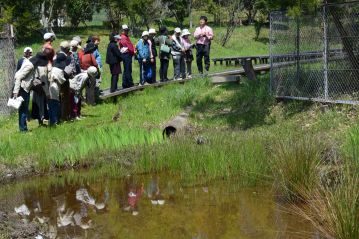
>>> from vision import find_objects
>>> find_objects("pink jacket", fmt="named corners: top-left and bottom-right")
top-left (194, 25), bottom-right (214, 45)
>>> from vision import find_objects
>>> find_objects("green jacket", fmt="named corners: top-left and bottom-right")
top-left (157, 35), bottom-right (172, 60)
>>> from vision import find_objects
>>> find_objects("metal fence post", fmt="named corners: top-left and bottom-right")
top-left (296, 16), bottom-right (300, 84)
top-left (323, 3), bottom-right (329, 100)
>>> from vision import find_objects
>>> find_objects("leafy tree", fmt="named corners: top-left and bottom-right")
top-left (163, 0), bottom-right (190, 27)
top-left (66, 0), bottom-right (99, 27)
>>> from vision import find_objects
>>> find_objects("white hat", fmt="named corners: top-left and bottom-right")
top-left (23, 47), bottom-right (33, 53)
top-left (149, 28), bottom-right (156, 34)
top-left (181, 29), bottom-right (191, 36)
top-left (174, 28), bottom-right (181, 33)
top-left (43, 32), bottom-right (56, 40)
top-left (122, 24), bottom-right (129, 30)
top-left (114, 35), bottom-right (121, 40)
top-left (87, 66), bottom-right (98, 77)
top-left (142, 31), bottom-right (149, 37)
top-left (73, 36), bottom-right (82, 44)
top-left (70, 40), bottom-right (79, 47)
top-left (60, 41), bottom-right (70, 49)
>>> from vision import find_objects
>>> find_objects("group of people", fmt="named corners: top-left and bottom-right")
top-left (14, 33), bottom-right (102, 132)
top-left (12, 16), bottom-right (214, 132)
top-left (107, 15), bottom-right (214, 92)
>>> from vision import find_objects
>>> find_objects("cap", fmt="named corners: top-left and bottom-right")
top-left (70, 40), bottom-right (79, 47)
top-left (60, 41), bottom-right (70, 49)
top-left (174, 28), bottom-right (181, 33)
top-left (149, 28), bottom-right (156, 34)
top-left (87, 66), bottom-right (98, 77)
top-left (142, 31), bottom-right (149, 37)
top-left (23, 47), bottom-right (33, 53)
top-left (43, 32), bottom-right (56, 40)
top-left (73, 36), bottom-right (82, 44)
top-left (122, 24), bottom-right (129, 30)
top-left (181, 29), bottom-right (191, 36)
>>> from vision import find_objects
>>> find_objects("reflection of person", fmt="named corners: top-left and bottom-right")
top-left (147, 175), bottom-right (165, 205)
top-left (123, 182), bottom-right (144, 216)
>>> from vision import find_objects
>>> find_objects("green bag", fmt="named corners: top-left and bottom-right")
top-left (160, 44), bottom-right (171, 54)
top-left (160, 36), bottom-right (171, 54)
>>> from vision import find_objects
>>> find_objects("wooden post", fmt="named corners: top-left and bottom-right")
top-left (242, 58), bottom-right (257, 83)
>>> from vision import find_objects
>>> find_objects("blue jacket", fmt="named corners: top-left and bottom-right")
top-left (93, 49), bottom-right (103, 70)
top-left (136, 39), bottom-right (151, 62)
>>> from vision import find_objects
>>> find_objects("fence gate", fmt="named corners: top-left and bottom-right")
top-left (0, 24), bottom-right (16, 115)
top-left (270, 1), bottom-right (359, 104)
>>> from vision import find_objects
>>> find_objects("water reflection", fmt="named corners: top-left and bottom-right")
top-left (0, 173), bottom-right (316, 238)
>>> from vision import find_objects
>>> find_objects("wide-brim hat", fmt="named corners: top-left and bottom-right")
top-left (142, 31), bottom-right (149, 37)
top-left (44, 32), bottom-right (56, 41)
top-left (24, 47), bottom-right (33, 53)
top-left (149, 28), bottom-right (156, 34)
top-left (174, 28), bottom-right (181, 33)
top-left (181, 29), bottom-right (191, 36)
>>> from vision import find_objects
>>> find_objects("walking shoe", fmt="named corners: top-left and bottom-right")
top-left (187, 75), bottom-right (192, 79)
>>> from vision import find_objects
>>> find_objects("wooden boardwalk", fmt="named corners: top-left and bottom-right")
top-left (100, 64), bottom-right (270, 100)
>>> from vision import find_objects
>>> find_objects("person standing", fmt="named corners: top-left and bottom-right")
top-left (136, 31), bottom-right (152, 86)
top-left (149, 28), bottom-right (158, 83)
top-left (181, 29), bottom-right (195, 79)
top-left (92, 35), bottom-right (103, 97)
top-left (119, 25), bottom-right (135, 88)
top-left (80, 42), bottom-right (99, 106)
top-left (17, 47), bottom-right (33, 71)
top-left (70, 40), bottom-right (81, 74)
top-left (13, 53), bottom-right (49, 131)
top-left (171, 28), bottom-right (185, 80)
top-left (193, 16), bottom-right (214, 75)
top-left (157, 26), bottom-right (172, 82)
top-left (43, 32), bottom-right (56, 62)
top-left (106, 33), bottom-right (123, 93)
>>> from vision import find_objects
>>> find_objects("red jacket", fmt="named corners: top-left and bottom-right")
top-left (119, 34), bottom-right (135, 56)
top-left (80, 53), bottom-right (98, 70)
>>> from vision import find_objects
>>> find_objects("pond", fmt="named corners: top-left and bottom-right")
top-left (0, 171), bottom-right (316, 239)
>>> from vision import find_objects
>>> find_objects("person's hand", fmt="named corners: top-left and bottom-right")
top-left (143, 59), bottom-right (147, 63)
top-left (13, 93), bottom-right (18, 99)
top-left (150, 58), bottom-right (154, 63)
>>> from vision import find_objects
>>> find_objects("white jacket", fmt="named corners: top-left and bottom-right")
top-left (69, 72), bottom-right (89, 92)
top-left (13, 59), bottom-right (35, 94)
top-left (49, 67), bottom-right (66, 101)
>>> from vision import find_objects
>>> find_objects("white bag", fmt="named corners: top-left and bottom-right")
top-left (7, 96), bottom-right (24, 110)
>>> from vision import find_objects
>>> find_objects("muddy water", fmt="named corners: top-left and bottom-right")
top-left (0, 172), bottom-right (315, 239)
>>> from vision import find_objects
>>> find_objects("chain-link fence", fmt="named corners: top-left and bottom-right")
top-left (270, 1), bottom-right (359, 104)
top-left (0, 24), bottom-right (16, 115)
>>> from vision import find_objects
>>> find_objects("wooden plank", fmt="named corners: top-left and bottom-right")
top-left (211, 75), bottom-right (240, 84)
top-left (100, 64), bottom-right (271, 99)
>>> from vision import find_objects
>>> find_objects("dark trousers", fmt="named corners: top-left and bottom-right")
top-left (69, 89), bottom-right (81, 118)
top-left (122, 53), bottom-right (134, 88)
top-left (196, 44), bottom-right (211, 74)
top-left (159, 59), bottom-right (169, 82)
top-left (173, 55), bottom-right (185, 79)
top-left (111, 74), bottom-right (119, 93)
top-left (86, 77), bottom-right (96, 105)
top-left (139, 62), bottom-right (151, 85)
top-left (150, 58), bottom-right (157, 83)
top-left (48, 99), bottom-right (60, 126)
top-left (18, 88), bottom-right (30, 132)
top-left (60, 81), bottom-right (71, 121)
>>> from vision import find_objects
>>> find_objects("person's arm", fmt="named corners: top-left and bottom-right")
top-left (193, 27), bottom-right (201, 39)
top-left (91, 54), bottom-right (99, 68)
top-left (148, 40), bottom-right (154, 59)
top-left (16, 58), bottom-right (24, 72)
top-left (94, 50), bottom-right (103, 69)
top-left (13, 61), bottom-right (34, 95)
top-left (111, 43), bottom-right (123, 61)
top-left (206, 26), bottom-right (214, 40)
